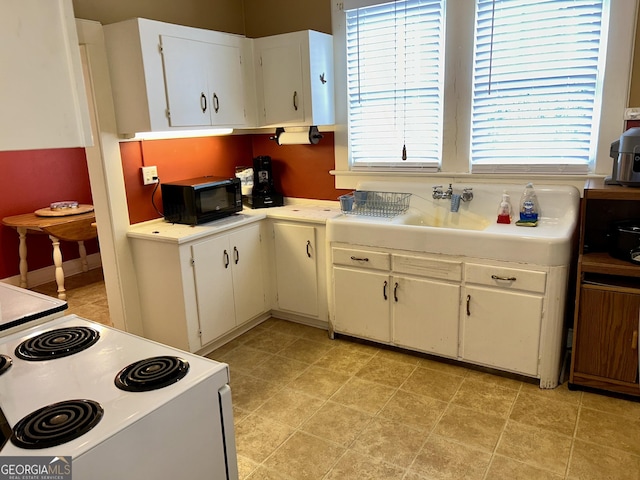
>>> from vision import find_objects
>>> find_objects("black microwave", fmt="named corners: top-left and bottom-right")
top-left (161, 176), bottom-right (242, 225)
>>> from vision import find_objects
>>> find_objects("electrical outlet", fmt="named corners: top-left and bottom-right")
top-left (141, 166), bottom-right (158, 185)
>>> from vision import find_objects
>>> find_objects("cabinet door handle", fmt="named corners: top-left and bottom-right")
top-left (394, 282), bottom-right (399, 302)
top-left (383, 280), bottom-right (388, 300)
top-left (233, 246), bottom-right (239, 264)
top-left (466, 294), bottom-right (471, 316)
top-left (491, 275), bottom-right (516, 282)
top-left (213, 93), bottom-right (220, 113)
top-left (306, 240), bottom-right (312, 258)
top-left (350, 256), bottom-right (369, 262)
top-left (200, 92), bottom-right (207, 113)
top-left (632, 330), bottom-right (638, 350)
top-left (293, 91), bottom-right (298, 111)
top-left (223, 249), bottom-right (229, 268)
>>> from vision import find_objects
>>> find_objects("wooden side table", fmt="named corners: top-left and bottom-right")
top-left (2, 210), bottom-right (98, 300)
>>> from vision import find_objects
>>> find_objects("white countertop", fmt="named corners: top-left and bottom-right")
top-left (127, 199), bottom-right (342, 244)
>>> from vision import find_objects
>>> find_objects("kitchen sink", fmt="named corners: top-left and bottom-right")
top-left (328, 182), bottom-right (581, 266)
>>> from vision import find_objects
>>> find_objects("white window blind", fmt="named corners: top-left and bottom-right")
top-left (346, 0), bottom-right (444, 169)
top-left (471, 0), bottom-right (606, 173)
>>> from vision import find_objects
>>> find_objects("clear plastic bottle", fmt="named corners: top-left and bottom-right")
top-left (519, 183), bottom-right (539, 222)
top-left (496, 192), bottom-right (512, 224)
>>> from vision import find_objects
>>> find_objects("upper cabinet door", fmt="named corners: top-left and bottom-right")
top-left (260, 43), bottom-right (305, 126)
top-left (206, 43), bottom-right (247, 127)
top-left (161, 36), bottom-right (210, 127)
top-left (254, 30), bottom-right (334, 128)
top-left (104, 18), bottom-right (250, 136)
top-left (0, 0), bottom-right (92, 151)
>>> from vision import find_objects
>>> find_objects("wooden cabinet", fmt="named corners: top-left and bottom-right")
top-left (1, 0), bottom-right (92, 151)
top-left (104, 18), bottom-right (253, 136)
top-left (129, 221), bottom-right (268, 354)
top-left (254, 30), bottom-right (334, 127)
top-left (570, 179), bottom-right (640, 396)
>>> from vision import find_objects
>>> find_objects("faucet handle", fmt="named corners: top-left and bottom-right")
top-left (462, 187), bottom-right (474, 202)
top-left (432, 185), bottom-right (443, 191)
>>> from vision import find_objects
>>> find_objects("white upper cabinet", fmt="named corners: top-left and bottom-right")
top-left (103, 18), bottom-right (254, 137)
top-left (161, 36), bottom-right (247, 128)
top-left (254, 30), bottom-right (335, 127)
top-left (0, 0), bottom-right (92, 151)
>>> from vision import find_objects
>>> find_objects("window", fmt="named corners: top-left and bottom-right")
top-left (335, 0), bottom-right (635, 177)
top-left (346, 0), bottom-right (444, 169)
top-left (471, 0), bottom-right (605, 173)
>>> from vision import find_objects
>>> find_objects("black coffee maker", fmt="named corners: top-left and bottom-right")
top-left (248, 156), bottom-right (284, 208)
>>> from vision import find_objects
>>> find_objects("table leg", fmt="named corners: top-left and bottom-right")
top-left (49, 235), bottom-right (66, 300)
top-left (78, 240), bottom-right (88, 272)
top-left (17, 227), bottom-right (28, 288)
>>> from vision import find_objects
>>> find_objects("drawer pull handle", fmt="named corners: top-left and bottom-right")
top-left (383, 280), bottom-right (388, 300)
top-left (466, 294), bottom-right (471, 316)
top-left (306, 240), bottom-right (312, 258)
top-left (491, 275), bottom-right (516, 282)
top-left (633, 330), bottom-right (638, 350)
top-left (223, 250), bottom-right (229, 268)
top-left (350, 256), bottom-right (369, 262)
top-left (394, 282), bottom-right (399, 302)
top-left (234, 246), bottom-right (239, 264)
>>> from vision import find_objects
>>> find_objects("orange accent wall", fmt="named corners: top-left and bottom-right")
top-left (122, 132), bottom-right (349, 224)
top-left (0, 148), bottom-right (98, 279)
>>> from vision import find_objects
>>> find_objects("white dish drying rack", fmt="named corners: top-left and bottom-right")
top-left (339, 190), bottom-right (411, 218)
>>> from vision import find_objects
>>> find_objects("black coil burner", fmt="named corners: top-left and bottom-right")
top-left (15, 327), bottom-right (100, 361)
top-left (11, 399), bottom-right (103, 449)
top-left (115, 356), bottom-right (190, 392)
top-left (0, 355), bottom-right (12, 376)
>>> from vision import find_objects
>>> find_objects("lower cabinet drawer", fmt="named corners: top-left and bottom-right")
top-left (332, 247), bottom-right (390, 270)
top-left (465, 263), bottom-right (546, 294)
top-left (393, 254), bottom-right (462, 281)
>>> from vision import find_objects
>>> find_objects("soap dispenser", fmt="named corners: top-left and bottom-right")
top-left (496, 192), bottom-right (512, 224)
top-left (519, 182), bottom-right (539, 222)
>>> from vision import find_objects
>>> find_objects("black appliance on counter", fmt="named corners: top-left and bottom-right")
top-left (161, 176), bottom-right (242, 225)
top-left (247, 156), bottom-right (283, 209)
top-left (609, 220), bottom-right (640, 264)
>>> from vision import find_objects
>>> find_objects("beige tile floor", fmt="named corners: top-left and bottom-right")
top-left (31, 268), bottom-right (112, 327)
top-left (36, 271), bottom-right (640, 479)
top-left (209, 319), bottom-right (640, 480)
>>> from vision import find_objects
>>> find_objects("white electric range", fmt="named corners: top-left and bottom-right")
top-left (0, 314), bottom-right (238, 480)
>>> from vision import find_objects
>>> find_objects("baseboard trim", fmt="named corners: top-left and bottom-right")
top-left (1, 253), bottom-right (102, 287)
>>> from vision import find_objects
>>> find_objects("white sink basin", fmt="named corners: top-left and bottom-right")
top-left (328, 182), bottom-right (580, 266)
top-left (395, 209), bottom-right (491, 231)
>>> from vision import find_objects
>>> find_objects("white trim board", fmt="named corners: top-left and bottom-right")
top-left (1, 253), bottom-right (102, 288)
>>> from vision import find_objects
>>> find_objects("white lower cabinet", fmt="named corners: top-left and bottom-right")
top-left (330, 244), bottom-right (560, 384)
top-left (332, 247), bottom-right (460, 354)
top-left (273, 223), bottom-right (318, 317)
top-left (269, 221), bottom-right (329, 325)
top-left (392, 276), bottom-right (459, 358)
top-left (129, 221), bottom-right (267, 353)
top-left (333, 267), bottom-right (390, 343)
top-left (461, 286), bottom-right (543, 376)
top-left (192, 224), bottom-right (265, 346)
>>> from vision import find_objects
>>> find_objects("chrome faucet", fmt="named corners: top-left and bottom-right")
top-left (432, 184), bottom-right (473, 212)
top-left (432, 184), bottom-right (453, 200)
